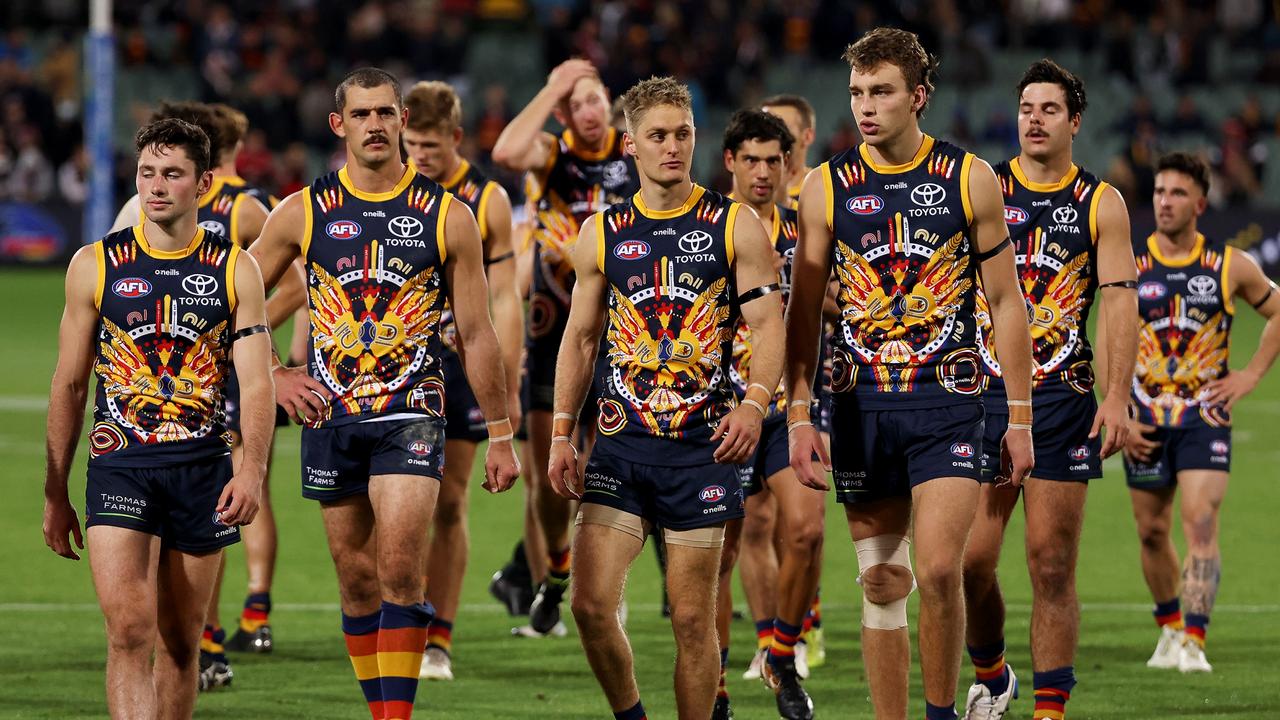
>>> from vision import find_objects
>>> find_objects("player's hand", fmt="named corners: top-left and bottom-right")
top-left (998, 427), bottom-right (1033, 488)
top-left (43, 496), bottom-right (84, 560)
top-left (1123, 420), bottom-right (1161, 464)
top-left (1090, 396), bottom-right (1130, 459)
top-left (547, 440), bottom-right (582, 499)
top-left (216, 471), bottom-right (263, 527)
top-left (788, 422), bottom-right (831, 491)
top-left (273, 365), bottom-right (331, 424)
top-left (483, 439), bottom-right (521, 494)
top-left (1200, 369), bottom-right (1259, 412)
top-left (547, 58), bottom-right (598, 98)
top-left (712, 406), bottom-right (763, 464)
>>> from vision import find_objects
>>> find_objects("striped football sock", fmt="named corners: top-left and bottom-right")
top-left (239, 591), bottom-right (271, 633)
top-left (426, 618), bottom-right (453, 657)
top-left (1153, 597), bottom-right (1184, 630)
top-left (548, 547), bottom-right (571, 589)
top-left (377, 602), bottom-right (433, 720)
top-left (717, 647), bottom-right (729, 699)
top-left (967, 638), bottom-right (1010, 695)
top-left (767, 619), bottom-right (803, 669)
top-left (614, 700), bottom-right (647, 720)
top-left (1032, 666), bottom-right (1076, 720)
top-left (755, 618), bottom-right (775, 651)
top-left (1185, 613), bottom-right (1209, 647)
top-left (342, 611), bottom-right (383, 719)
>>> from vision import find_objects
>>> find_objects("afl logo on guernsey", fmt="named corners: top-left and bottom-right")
top-left (847, 195), bottom-right (884, 215)
top-left (112, 278), bottom-right (152, 298)
top-left (614, 240), bottom-right (651, 261)
top-left (326, 220), bottom-right (362, 240)
top-left (1004, 206), bottom-right (1029, 225)
top-left (1139, 282), bottom-right (1167, 300)
top-left (699, 485), bottom-right (727, 503)
top-left (950, 442), bottom-right (975, 459)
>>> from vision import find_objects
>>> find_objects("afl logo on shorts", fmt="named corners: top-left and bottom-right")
top-left (950, 442), bottom-right (975, 459)
top-left (1004, 206), bottom-right (1028, 225)
top-left (1138, 282), bottom-right (1167, 300)
top-left (408, 440), bottom-right (433, 456)
top-left (699, 485), bottom-right (727, 503)
top-left (847, 195), bottom-right (883, 216)
top-left (326, 220), bottom-right (362, 240)
top-left (112, 277), bottom-right (152, 298)
top-left (1069, 445), bottom-right (1090, 461)
top-left (614, 240), bottom-right (650, 261)
top-left (1211, 440), bottom-right (1229, 455)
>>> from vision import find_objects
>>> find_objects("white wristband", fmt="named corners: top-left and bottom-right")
top-left (748, 383), bottom-right (773, 397)
top-left (1007, 423), bottom-right (1033, 431)
top-left (486, 417), bottom-right (512, 426)
top-left (551, 435), bottom-right (573, 444)
top-left (789, 399), bottom-right (812, 409)
top-left (489, 433), bottom-right (514, 443)
top-left (741, 399), bottom-right (766, 415)
top-left (553, 412), bottom-right (576, 422)
top-left (1007, 400), bottom-right (1031, 407)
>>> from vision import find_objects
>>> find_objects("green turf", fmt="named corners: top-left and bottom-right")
top-left (2, 266), bottom-right (1278, 719)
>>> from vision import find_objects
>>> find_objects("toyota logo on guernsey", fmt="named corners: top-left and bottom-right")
top-left (911, 183), bottom-right (946, 207)
top-left (950, 442), bottom-right (975, 458)
top-left (614, 240), bottom-right (650, 261)
top-left (326, 220), bottom-right (362, 240)
top-left (678, 230), bottom-right (713, 254)
top-left (112, 278), bottom-right (152, 298)
top-left (847, 195), bottom-right (883, 215)
top-left (1188, 275), bottom-right (1217, 296)
top-left (389, 215), bottom-right (424, 238)
top-left (699, 485), bottom-right (727, 503)
top-left (182, 274), bottom-right (218, 296)
top-left (1053, 206), bottom-right (1079, 225)
top-left (1004, 206), bottom-right (1029, 225)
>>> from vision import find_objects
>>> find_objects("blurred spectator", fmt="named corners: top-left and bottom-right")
top-left (57, 143), bottom-right (87, 205)
top-left (8, 124), bottom-right (53, 202)
top-left (1165, 94), bottom-right (1208, 137)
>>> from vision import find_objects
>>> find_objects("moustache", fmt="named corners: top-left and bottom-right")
top-left (364, 135), bottom-right (390, 146)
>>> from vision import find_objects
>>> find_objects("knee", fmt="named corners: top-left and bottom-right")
top-left (570, 589), bottom-right (617, 633)
top-left (104, 615), bottom-right (154, 655)
top-left (1183, 512), bottom-right (1217, 549)
top-left (1138, 521), bottom-right (1171, 552)
top-left (335, 559), bottom-right (381, 608)
top-left (1026, 544), bottom-right (1074, 596)
top-left (433, 496), bottom-right (467, 530)
top-left (669, 604), bottom-right (711, 645)
top-left (782, 517), bottom-right (823, 558)
top-left (914, 555), bottom-right (962, 598)
top-left (860, 563), bottom-right (914, 606)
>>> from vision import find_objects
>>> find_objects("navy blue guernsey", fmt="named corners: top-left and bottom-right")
top-left (527, 128), bottom-right (640, 339)
top-left (977, 160), bottom-right (1109, 406)
top-left (438, 159), bottom-right (500, 356)
top-left (823, 135), bottom-right (982, 409)
top-left (1131, 233), bottom-right (1234, 429)
top-left (90, 226), bottom-right (238, 466)
top-left (729, 203), bottom-right (798, 417)
top-left (595, 186), bottom-right (741, 465)
top-left (303, 164), bottom-right (452, 427)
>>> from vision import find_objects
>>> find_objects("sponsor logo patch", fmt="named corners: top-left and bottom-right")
top-left (699, 485), bottom-right (727, 503)
top-left (1211, 440), bottom-right (1229, 455)
top-left (1053, 206), bottom-right (1079, 224)
top-left (1069, 445), bottom-right (1090, 461)
top-left (1004, 206), bottom-right (1028, 225)
top-left (911, 183), bottom-right (946, 207)
top-left (1138, 282), bottom-right (1167, 300)
top-left (678, 230), bottom-right (713, 254)
top-left (951, 442), bottom-right (975, 459)
top-left (408, 440), bottom-right (433, 456)
top-left (181, 274), bottom-right (218, 296)
top-left (326, 220), bottom-right (362, 240)
top-left (614, 240), bottom-right (650, 261)
top-left (847, 195), bottom-right (884, 215)
top-left (389, 215), bottom-right (424, 238)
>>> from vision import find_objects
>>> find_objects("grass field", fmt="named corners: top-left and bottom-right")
top-left (1, 267), bottom-right (1278, 719)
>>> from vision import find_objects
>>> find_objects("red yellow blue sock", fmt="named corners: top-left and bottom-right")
top-left (925, 701), bottom-right (957, 720)
top-left (767, 619), bottom-right (802, 669)
top-left (717, 647), bottom-right (729, 699)
top-left (201, 625), bottom-right (228, 663)
top-left (754, 618), bottom-right (775, 651)
top-left (967, 638), bottom-right (1010, 696)
top-left (614, 700), bottom-right (647, 720)
top-left (1032, 666), bottom-right (1076, 720)
top-left (377, 602), bottom-right (432, 720)
top-left (1153, 597), bottom-right (1184, 630)
top-left (426, 618), bottom-right (453, 658)
top-left (239, 591), bottom-right (271, 633)
top-left (548, 547), bottom-right (571, 588)
top-left (1185, 613), bottom-right (1209, 647)
top-left (342, 611), bottom-right (383, 720)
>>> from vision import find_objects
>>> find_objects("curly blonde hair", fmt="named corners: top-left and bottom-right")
top-left (621, 76), bottom-right (693, 132)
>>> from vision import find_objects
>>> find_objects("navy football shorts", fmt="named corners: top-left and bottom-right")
top-left (981, 393), bottom-right (1101, 483)
top-left (1124, 423), bottom-right (1231, 490)
top-left (582, 448), bottom-right (745, 530)
top-left (301, 416), bottom-right (446, 501)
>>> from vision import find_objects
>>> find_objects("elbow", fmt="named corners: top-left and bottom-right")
top-left (491, 145), bottom-right (518, 171)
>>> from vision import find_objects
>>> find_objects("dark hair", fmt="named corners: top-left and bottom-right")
top-left (135, 118), bottom-right (211, 176)
top-left (149, 101), bottom-right (222, 158)
top-left (760, 94), bottom-right (816, 131)
top-left (335, 67), bottom-right (402, 113)
top-left (1017, 59), bottom-right (1088, 119)
top-left (208, 103), bottom-right (249, 154)
top-left (1156, 152), bottom-right (1211, 195)
top-left (722, 109), bottom-right (795, 155)
top-left (842, 27), bottom-right (938, 118)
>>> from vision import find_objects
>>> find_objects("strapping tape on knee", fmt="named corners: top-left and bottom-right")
top-left (854, 534), bottom-right (914, 630)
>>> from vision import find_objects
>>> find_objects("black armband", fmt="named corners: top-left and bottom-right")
top-left (484, 250), bottom-right (515, 266)
top-left (738, 282), bottom-right (781, 304)
top-left (232, 324), bottom-right (270, 342)
top-left (1250, 286), bottom-right (1276, 310)
top-left (1099, 280), bottom-right (1138, 290)
top-left (974, 237), bottom-right (1011, 263)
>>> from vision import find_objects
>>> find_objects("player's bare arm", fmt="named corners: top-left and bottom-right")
top-left (248, 190), bottom-right (332, 422)
top-left (546, 214), bottom-right (609, 500)
top-left (786, 168), bottom-right (835, 490)
top-left (444, 199), bottom-right (521, 494)
top-left (482, 184), bottom-right (523, 420)
top-left (1091, 185), bottom-right (1137, 457)
top-left (42, 246), bottom-right (100, 560)
top-left (714, 207), bottom-right (784, 465)
top-left (491, 59), bottom-right (597, 172)
top-left (1202, 249), bottom-right (1280, 410)
top-left (218, 252), bottom-right (274, 527)
top-left (971, 157), bottom-right (1035, 486)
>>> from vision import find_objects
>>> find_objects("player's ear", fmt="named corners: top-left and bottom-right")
top-left (723, 149), bottom-right (735, 174)
top-left (329, 112), bottom-right (345, 138)
top-left (453, 126), bottom-right (464, 145)
top-left (623, 131), bottom-right (636, 158)
top-left (552, 104), bottom-right (568, 127)
top-left (197, 170), bottom-right (213, 197)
